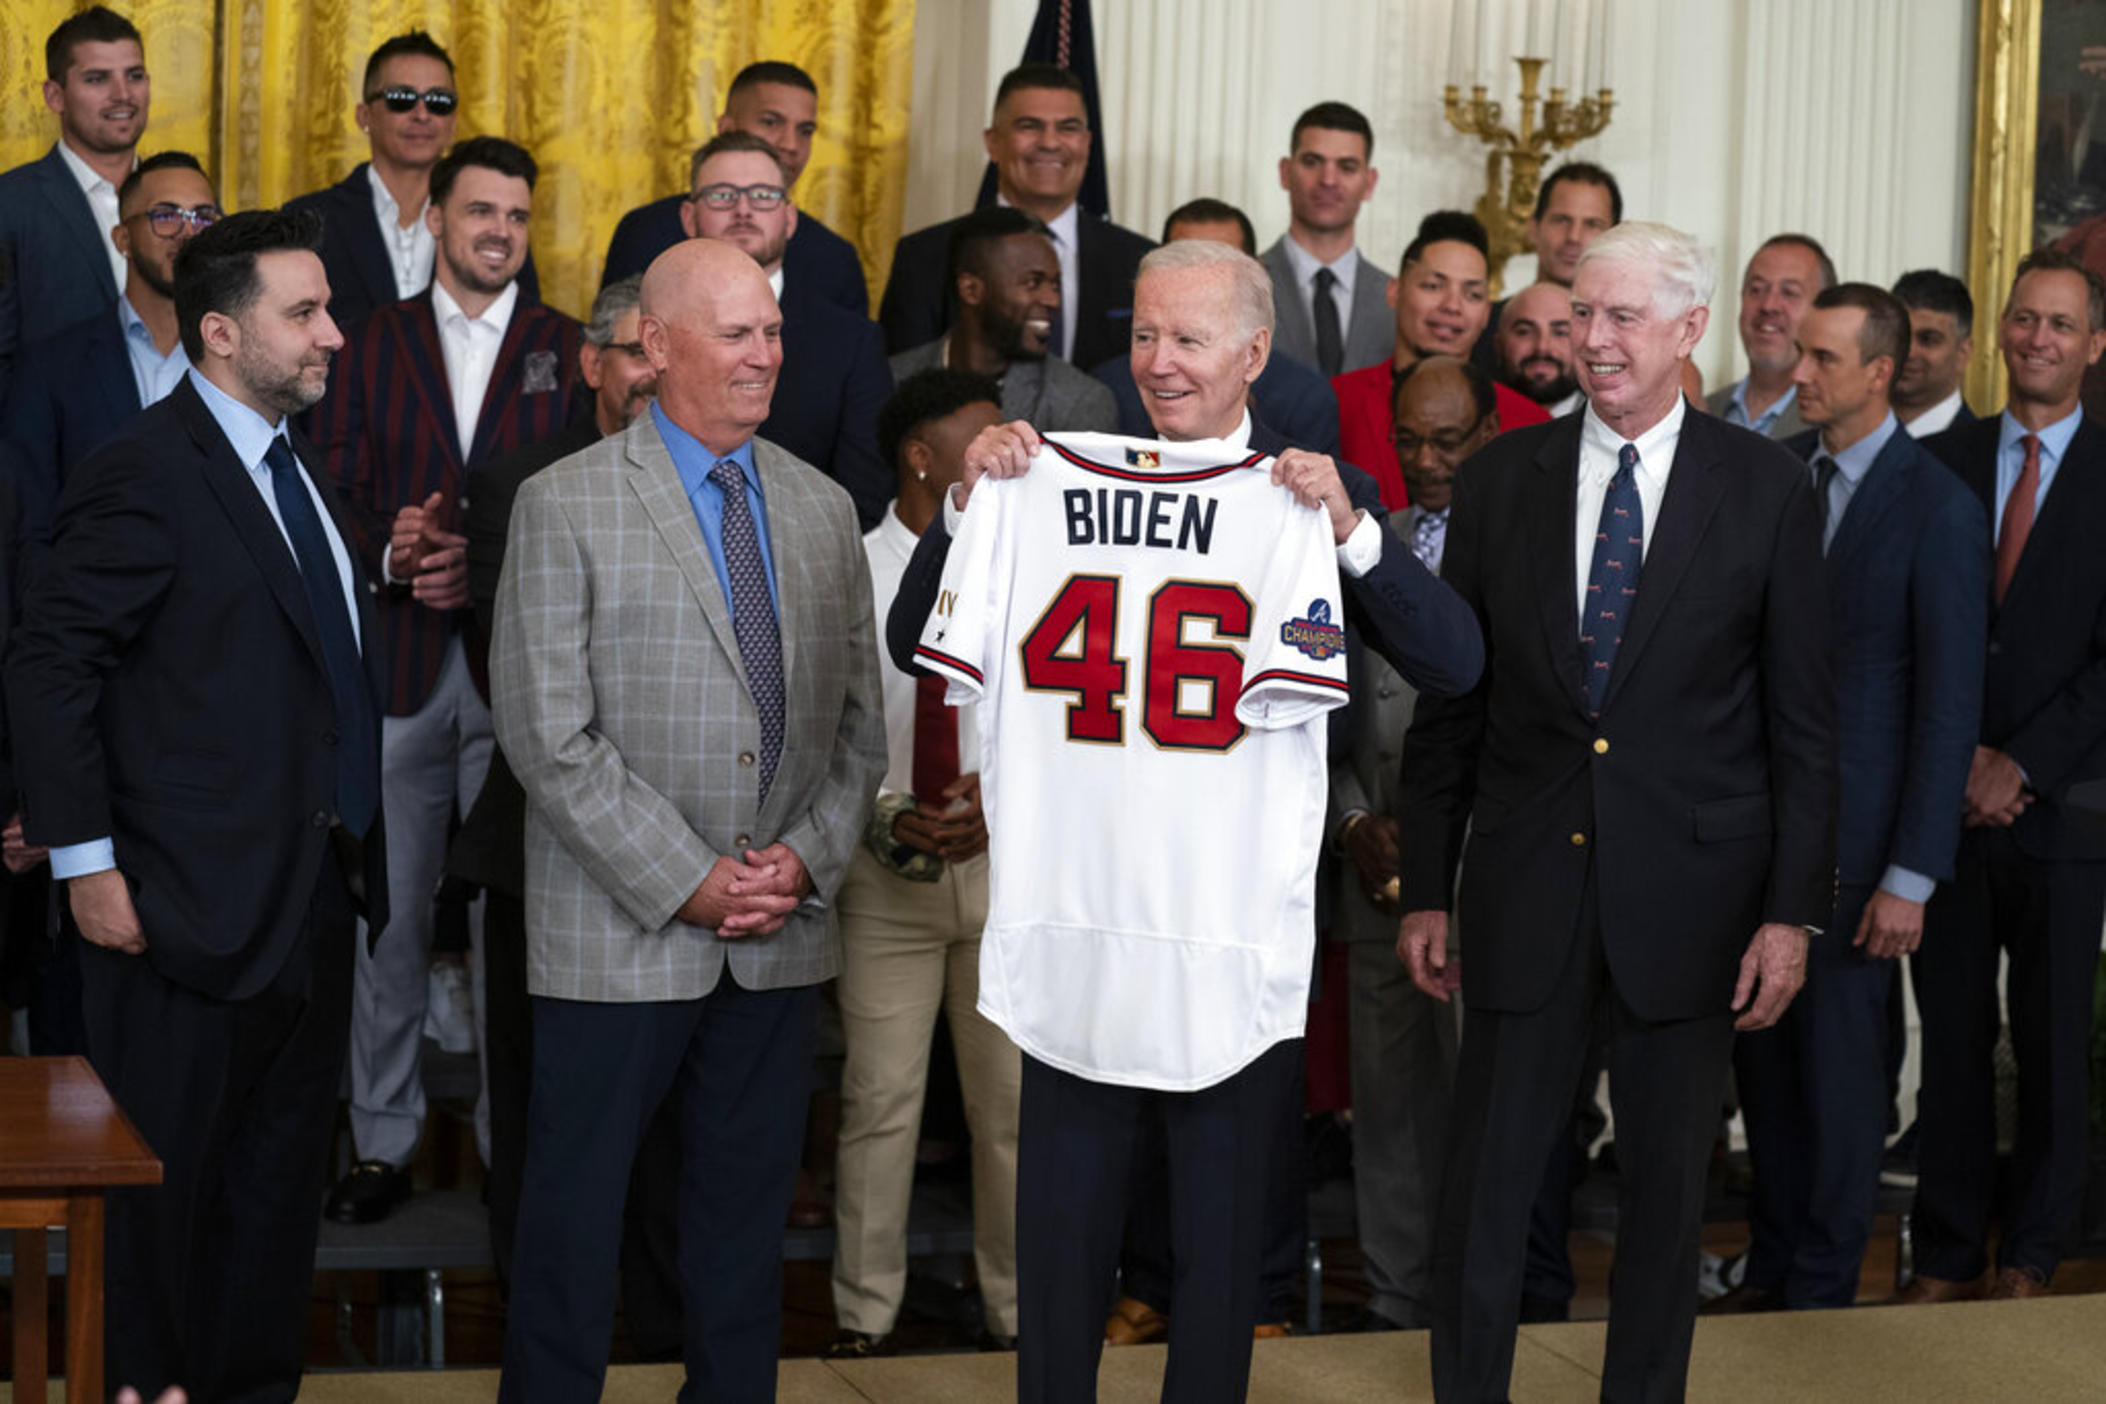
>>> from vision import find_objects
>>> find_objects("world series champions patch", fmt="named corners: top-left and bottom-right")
top-left (1280, 599), bottom-right (1345, 661)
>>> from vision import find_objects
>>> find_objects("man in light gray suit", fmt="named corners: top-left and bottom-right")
top-left (491, 237), bottom-right (887, 1402)
top-left (1261, 101), bottom-right (1394, 379)
top-left (890, 206), bottom-right (1116, 433)
top-left (1329, 356), bottom-right (1494, 1329)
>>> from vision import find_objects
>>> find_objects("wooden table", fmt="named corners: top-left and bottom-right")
top-left (1, 1055), bottom-right (161, 1403)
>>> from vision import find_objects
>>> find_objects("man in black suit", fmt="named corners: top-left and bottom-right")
top-left (455, 272), bottom-right (657, 1285)
top-left (598, 60), bottom-right (869, 316)
top-left (0, 6), bottom-right (149, 405)
top-left (285, 30), bottom-right (539, 338)
top-left (1901, 249), bottom-right (2106, 1303)
top-left (1717, 285), bottom-right (1987, 1313)
top-left (1395, 220), bottom-right (1835, 1402)
top-left (4, 207), bottom-right (388, 1400)
top-left (5, 152), bottom-right (219, 542)
top-left (682, 131), bottom-right (892, 529)
top-left (1891, 269), bottom-right (1979, 439)
top-left (878, 63), bottom-right (1154, 369)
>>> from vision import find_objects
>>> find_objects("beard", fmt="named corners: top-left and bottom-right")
top-left (1515, 364), bottom-right (1580, 406)
top-left (236, 336), bottom-right (330, 416)
top-left (129, 247), bottom-right (177, 302)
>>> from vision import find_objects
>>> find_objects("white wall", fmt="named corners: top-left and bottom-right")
top-left (903, 0), bottom-right (1975, 386)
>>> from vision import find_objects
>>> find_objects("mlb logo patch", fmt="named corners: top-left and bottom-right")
top-left (1279, 598), bottom-right (1346, 661)
top-left (1125, 447), bottom-right (1161, 469)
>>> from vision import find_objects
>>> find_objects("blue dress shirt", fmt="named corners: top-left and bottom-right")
top-left (1724, 379), bottom-right (1799, 436)
top-left (1994, 404), bottom-right (2084, 543)
top-left (652, 401), bottom-right (781, 615)
top-left (118, 294), bottom-right (191, 408)
top-left (1813, 411), bottom-right (1900, 553)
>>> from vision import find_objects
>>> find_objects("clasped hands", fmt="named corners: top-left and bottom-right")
top-left (1962, 744), bottom-right (2029, 828)
top-left (893, 774), bottom-right (988, 863)
top-left (958, 422), bottom-right (1361, 544)
top-left (389, 490), bottom-right (469, 610)
top-left (678, 843), bottom-right (810, 939)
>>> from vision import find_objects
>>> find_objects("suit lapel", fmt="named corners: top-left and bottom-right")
top-left (38, 149), bottom-right (116, 298)
top-left (339, 165), bottom-right (403, 311)
top-left (176, 383), bottom-right (331, 677)
top-left (753, 441), bottom-right (808, 686)
top-left (399, 294), bottom-right (467, 465)
top-left (89, 317), bottom-right (142, 421)
top-left (1599, 414), bottom-right (1730, 714)
top-left (1529, 418), bottom-right (1589, 717)
top-left (1825, 435), bottom-right (1910, 568)
top-left (2002, 417), bottom-right (2106, 614)
top-left (623, 418), bottom-right (745, 678)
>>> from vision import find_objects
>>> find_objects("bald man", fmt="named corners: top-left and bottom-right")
top-left (491, 238), bottom-right (886, 1401)
top-left (1496, 281), bottom-right (1582, 416)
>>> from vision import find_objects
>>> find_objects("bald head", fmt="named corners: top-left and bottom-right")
top-left (640, 238), bottom-right (783, 454)
top-left (1496, 280), bottom-right (1577, 406)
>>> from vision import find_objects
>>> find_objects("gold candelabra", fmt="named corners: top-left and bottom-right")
top-left (1444, 57), bottom-right (1614, 295)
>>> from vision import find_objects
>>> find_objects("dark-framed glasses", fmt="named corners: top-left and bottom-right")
top-left (142, 203), bottom-right (222, 237)
top-left (689, 182), bottom-right (786, 212)
top-left (601, 340), bottom-right (647, 360)
top-left (368, 86), bottom-right (458, 116)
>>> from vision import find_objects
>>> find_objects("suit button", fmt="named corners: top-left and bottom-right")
top-left (738, 751), bottom-right (755, 767)
top-left (323, 728), bottom-right (339, 747)
top-left (734, 834), bottom-right (751, 850)
top-left (312, 810), bottom-right (332, 829)
top-left (1570, 831), bottom-right (1587, 847)
top-left (1593, 738), bottom-right (1609, 754)
top-left (1988, 642), bottom-right (2002, 656)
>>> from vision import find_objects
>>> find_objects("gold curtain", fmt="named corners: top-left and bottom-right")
top-left (4, 0), bottom-right (916, 319)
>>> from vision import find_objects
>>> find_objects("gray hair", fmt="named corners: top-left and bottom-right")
top-left (585, 274), bottom-right (645, 346)
top-left (1136, 238), bottom-right (1275, 338)
top-left (1574, 220), bottom-right (1718, 318)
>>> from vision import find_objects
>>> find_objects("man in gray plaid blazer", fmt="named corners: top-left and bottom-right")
top-left (491, 238), bottom-right (886, 1402)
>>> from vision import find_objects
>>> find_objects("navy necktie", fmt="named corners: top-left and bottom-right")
top-left (711, 459), bottom-right (785, 799)
top-left (263, 436), bottom-right (379, 835)
top-left (1580, 443), bottom-right (1645, 717)
top-left (1313, 266), bottom-right (1344, 378)
top-left (1812, 453), bottom-right (1840, 546)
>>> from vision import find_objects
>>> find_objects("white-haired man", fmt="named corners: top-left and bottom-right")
top-left (1395, 222), bottom-right (1837, 1402)
top-left (886, 237), bottom-right (1482, 1402)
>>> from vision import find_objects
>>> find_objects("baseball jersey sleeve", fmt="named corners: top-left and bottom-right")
top-left (913, 482), bottom-right (1008, 705)
top-left (1236, 496), bottom-right (1351, 728)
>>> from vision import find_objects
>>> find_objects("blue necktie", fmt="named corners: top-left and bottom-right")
top-left (1580, 443), bottom-right (1645, 717)
top-left (263, 435), bottom-right (379, 835)
top-left (711, 459), bottom-right (784, 799)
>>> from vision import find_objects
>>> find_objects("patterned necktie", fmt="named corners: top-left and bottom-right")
top-left (912, 672), bottom-right (959, 804)
top-left (1580, 444), bottom-right (1645, 716)
top-left (1411, 509), bottom-right (1448, 574)
top-left (263, 436), bottom-right (379, 835)
top-left (1994, 433), bottom-right (2040, 605)
top-left (711, 458), bottom-right (785, 798)
top-left (1811, 453), bottom-right (1840, 551)
top-left (1313, 266), bottom-right (1344, 378)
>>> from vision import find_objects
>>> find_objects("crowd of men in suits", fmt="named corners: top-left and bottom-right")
top-left (2, 6), bottom-right (2105, 1403)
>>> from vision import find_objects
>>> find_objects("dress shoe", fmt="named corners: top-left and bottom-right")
top-left (1987, 1265), bottom-right (2049, 1300)
top-left (325, 1160), bottom-right (411, 1224)
top-left (1701, 1282), bottom-right (1783, 1315)
top-left (976, 1329), bottom-right (1017, 1352)
top-left (1886, 1273), bottom-right (1983, 1305)
top-left (1104, 1295), bottom-right (1168, 1345)
top-left (1517, 1293), bottom-right (1570, 1324)
top-left (823, 1329), bottom-right (894, 1359)
top-left (1252, 1320), bottom-right (1295, 1339)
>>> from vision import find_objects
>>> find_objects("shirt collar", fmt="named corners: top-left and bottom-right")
top-left (1818, 411), bottom-right (1900, 486)
top-left (1998, 402), bottom-right (2084, 467)
top-left (186, 367), bottom-right (290, 472)
top-left (1280, 233), bottom-right (1358, 296)
top-left (118, 293), bottom-right (150, 341)
top-left (652, 400), bottom-right (760, 501)
top-left (1729, 378), bottom-right (1796, 427)
top-left (876, 501), bottom-right (920, 553)
top-left (768, 267), bottom-right (785, 302)
top-left (431, 277), bottom-right (519, 336)
top-left (55, 138), bottom-right (126, 197)
top-left (1580, 393), bottom-right (1686, 483)
top-left (365, 162), bottom-right (427, 229)
top-left (1908, 388), bottom-right (1966, 436)
top-left (998, 193), bottom-right (1080, 247)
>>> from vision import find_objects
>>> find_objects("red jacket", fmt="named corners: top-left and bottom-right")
top-left (1331, 361), bottom-right (1551, 509)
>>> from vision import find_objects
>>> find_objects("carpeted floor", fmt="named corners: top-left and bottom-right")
top-left (12, 1296), bottom-right (2102, 1402)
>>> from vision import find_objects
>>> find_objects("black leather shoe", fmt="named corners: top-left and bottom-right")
top-left (325, 1160), bottom-right (412, 1224)
top-left (976, 1330), bottom-right (1017, 1352)
top-left (824, 1329), bottom-right (895, 1359)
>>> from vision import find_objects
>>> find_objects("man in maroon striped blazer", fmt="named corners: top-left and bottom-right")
top-left (312, 134), bottom-right (582, 1222)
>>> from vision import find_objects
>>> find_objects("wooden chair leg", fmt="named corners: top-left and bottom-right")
top-left (67, 1194), bottom-right (105, 1404)
top-left (14, 1226), bottom-right (49, 1402)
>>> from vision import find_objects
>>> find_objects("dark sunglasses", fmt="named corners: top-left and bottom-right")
top-left (368, 85), bottom-right (458, 116)
top-left (141, 203), bottom-right (221, 237)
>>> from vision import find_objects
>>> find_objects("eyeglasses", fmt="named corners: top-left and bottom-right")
top-left (600, 340), bottom-right (647, 360)
top-left (688, 183), bottom-right (786, 212)
top-left (367, 86), bottom-right (458, 116)
top-left (141, 203), bottom-right (221, 237)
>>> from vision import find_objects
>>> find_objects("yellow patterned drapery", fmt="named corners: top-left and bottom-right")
top-left (3, 0), bottom-right (915, 319)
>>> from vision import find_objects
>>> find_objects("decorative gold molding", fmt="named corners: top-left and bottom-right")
top-left (1966, 0), bottom-right (2041, 411)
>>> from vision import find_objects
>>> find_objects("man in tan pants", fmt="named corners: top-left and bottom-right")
top-left (828, 367), bottom-right (1022, 1355)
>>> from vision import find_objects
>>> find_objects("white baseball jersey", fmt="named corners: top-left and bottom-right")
top-left (915, 432), bottom-right (1350, 1091)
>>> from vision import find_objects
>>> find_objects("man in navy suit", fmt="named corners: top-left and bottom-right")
top-left (285, 31), bottom-right (539, 339)
top-left (1902, 250), bottom-right (2106, 1303)
top-left (879, 63), bottom-right (1154, 369)
top-left (1716, 284), bottom-right (1987, 1313)
top-left (1892, 269), bottom-right (1979, 440)
top-left (599, 61), bottom-right (869, 316)
top-left (682, 132), bottom-right (891, 529)
top-left (0, 6), bottom-right (150, 403)
top-left (6, 152), bottom-right (218, 542)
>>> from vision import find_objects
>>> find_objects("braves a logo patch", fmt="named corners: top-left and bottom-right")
top-left (1280, 598), bottom-right (1345, 661)
top-left (1124, 447), bottom-right (1161, 469)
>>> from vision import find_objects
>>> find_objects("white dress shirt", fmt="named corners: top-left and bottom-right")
top-left (1000, 194), bottom-right (1080, 359)
top-left (1574, 396), bottom-right (1684, 627)
top-left (1902, 389), bottom-right (1968, 439)
top-left (431, 278), bottom-right (518, 457)
top-left (1279, 233), bottom-right (1362, 346)
top-left (367, 164), bottom-right (436, 300)
top-left (56, 139), bottom-right (128, 295)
